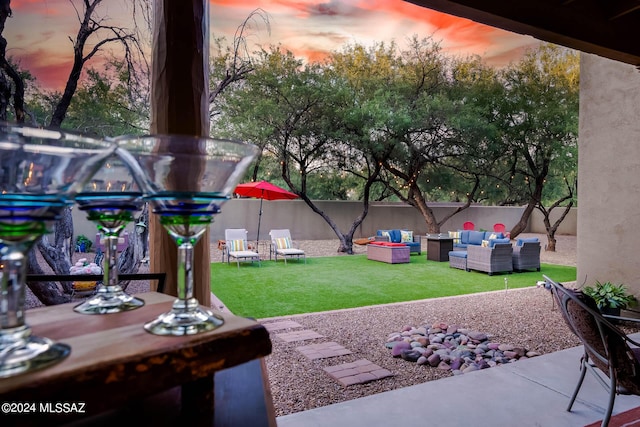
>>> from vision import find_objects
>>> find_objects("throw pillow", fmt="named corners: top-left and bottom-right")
top-left (481, 239), bottom-right (489, 247)
top-left (400, 230), bottom-right (413, 243)
top-left (381, 231), bottom-right (391, 240)
top-left (229, 239), bottom-right (245, 251)
top-left (488, 233), bottom-right (497, 240)
top-left (275, 236), bottom-right (292, 249)
top-left (448, 231), bottom-right (460, 240)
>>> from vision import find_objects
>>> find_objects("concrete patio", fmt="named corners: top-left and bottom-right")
top-left (276, 333), bottom-right (640, 427)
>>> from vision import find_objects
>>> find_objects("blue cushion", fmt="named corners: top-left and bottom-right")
top-left (459, 230), bottom-right (470, 244)
top-left (449, 251), bottom-right (467, 258)
top-left (454, 243), bottom-right (468, 249)
top-left (489, 238), bottom-right (511, 248)
top-left (388, 229), bottom-right (402, 243)
top-left (468, 230), bottom-right (485, 245)
top-left (375, 229), bottom-right (406, 244)
top-left (516, 237), bottom-right (539, 247)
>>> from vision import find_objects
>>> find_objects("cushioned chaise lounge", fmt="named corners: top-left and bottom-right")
top-left (269, 229), bottom-right (306, 264)
top-left (225, 228), bottom-right (261, 268)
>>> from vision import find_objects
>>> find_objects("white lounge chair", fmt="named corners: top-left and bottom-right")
top-left (269, 229), bottom-right (306, 264)
top-left (224, 228), bottom-right (261, 268)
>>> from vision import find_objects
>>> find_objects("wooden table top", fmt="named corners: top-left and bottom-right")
top-left (0, 292), bottom-right (272, 419)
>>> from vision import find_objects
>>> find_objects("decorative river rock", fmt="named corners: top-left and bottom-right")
top-left (386, 322), bottom-right (541, 375)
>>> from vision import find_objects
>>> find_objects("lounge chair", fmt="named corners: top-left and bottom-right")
top-left (269, 229), bottom-right (306, 264)
top-left (512, 238), bottom-right (541, 272)
top-left (466, 241), bottom-right (513, 275)
top-left (545, 275), bottom-right (640, 427)
top-left (224, 228), bottom-right (261, 268)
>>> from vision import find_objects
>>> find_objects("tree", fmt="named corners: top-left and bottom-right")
top-left (0, 0), bottom-right (149, 305)
top-left (209, 8), bottom-right (270, 181)
top-left (497, 44), bottom-right (579, 247)
top-left (342, 38), bottom-right (503, 233)
top-left (218, 45), bottom-right (391, 253)
top-left (0, 0), bottom-right (24, 122)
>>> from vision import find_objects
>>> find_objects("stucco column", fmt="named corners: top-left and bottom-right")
top-left (577, 53), bottom-right (640, 294)
top-left (149, 0), bottom-right (211, 307)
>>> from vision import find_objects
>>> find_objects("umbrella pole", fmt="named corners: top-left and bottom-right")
top-left (256, 198), bottom-right (263, 252)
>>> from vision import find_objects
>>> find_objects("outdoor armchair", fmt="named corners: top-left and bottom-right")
top-left (269, 229), bottom-right (306, 264)
top-left (545, 275), bottom-right (640, 427)
top-left (224, 228), bottom-right (261, 268)
top-left (512, 239), bottom-right (541, 272)
top-left (465, 241), bottom-right (513, 275)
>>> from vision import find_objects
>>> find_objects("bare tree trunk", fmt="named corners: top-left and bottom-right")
top-left (26, 208), bottom-right (76, 305)
top-left (150, 0), bottom-right (211, 306)
top-left (26, 250), bottom-right (71, 306)
top-left (117, 203), bottom-right (149, 288)
top-left (0, 0), bottom-right (25, 122)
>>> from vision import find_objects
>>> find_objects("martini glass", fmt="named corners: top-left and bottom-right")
top-left (116, 134), bottom-right (258, 336)
top-left (0, 122), bottom-right (114, 378)
top-left (72, 147), bottom-right (146, 314)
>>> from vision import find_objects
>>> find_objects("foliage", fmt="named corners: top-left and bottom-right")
top-left (211, 257), bottom-right (576, 318)
top-left (496, 43), bottom-right (579, 240)
top-left (62, 66), bottom-right (149, 137)
top-left (583, 281), bottom-right (637, 310)
top-left (214, 37), bottom-right (580, 247)
top-left (75, 235), bottom-right (93, 253)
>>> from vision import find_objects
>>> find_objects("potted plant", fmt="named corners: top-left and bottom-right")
top-left (582, 281), bottom-right (637, 317)
top-left (75, 235), bottom-right (93, 253)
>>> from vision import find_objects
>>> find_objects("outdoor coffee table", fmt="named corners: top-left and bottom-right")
top-left (367, 242), bottom-right (410, 264)
top-left (425, 235), bottom-right (454, 262)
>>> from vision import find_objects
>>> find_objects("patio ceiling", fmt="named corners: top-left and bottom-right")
top-left (404, 0), bottom-right (640, 67)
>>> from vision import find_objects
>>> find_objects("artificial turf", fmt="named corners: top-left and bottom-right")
top-left (210, 254), bottom-right (576, 319)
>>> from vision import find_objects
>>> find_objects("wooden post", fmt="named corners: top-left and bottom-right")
top-left (150, 0), bottom-right (211, 307)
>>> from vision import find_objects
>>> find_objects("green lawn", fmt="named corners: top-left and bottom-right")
top-left (210, 255), bottom-right (576, 319)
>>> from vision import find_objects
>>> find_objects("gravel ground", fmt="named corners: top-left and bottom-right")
top-left (259, 233), bottom-right (586, 417)
top-left (28, 232), bottom-right (632, 418)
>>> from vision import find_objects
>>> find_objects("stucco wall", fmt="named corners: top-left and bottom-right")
top-left (578, 53), bottom-right (640, 292)
top-left (70, 202), bottom-right (576, 244)
top-left (70, 202), bottom-right (576, 243)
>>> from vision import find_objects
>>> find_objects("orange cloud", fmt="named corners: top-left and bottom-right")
top-left (16, 50), bottom-right (71, 91)
top-left (11, 0), bottom-right (66, 16)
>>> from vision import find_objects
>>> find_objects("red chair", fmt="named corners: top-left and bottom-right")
top-left (463, 221), bottom-right (474, 230)
top-left (493, 223), bottom-right (511, 239)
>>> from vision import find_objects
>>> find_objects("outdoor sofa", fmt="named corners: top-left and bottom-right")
top-left (466, 241), bottom-right (514, 275)
top-left (450, 230), bottom-right (505, 249)
top-left (375, 229), bottom-right (421, 254)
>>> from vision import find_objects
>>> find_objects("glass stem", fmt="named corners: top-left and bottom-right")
top-left (177, 241), bottom-right (194, 301)
top-left (1, 251), bottom-right (26, 330)
top-left (103, 235), bottom-right (120, 288)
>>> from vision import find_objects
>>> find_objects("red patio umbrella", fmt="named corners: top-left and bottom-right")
top-left (233, 180), bottom-right (299, 245)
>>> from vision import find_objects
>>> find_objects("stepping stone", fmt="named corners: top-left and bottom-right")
top-left (296, 342), bottom-right (352, 360)
top-left (262, 320), bottom-right (303, 332)
top-left (276, 329), bottom-right (324, 343)
top-left (323, 359), bottom-right (394, 386)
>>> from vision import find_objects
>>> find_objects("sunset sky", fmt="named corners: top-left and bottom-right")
top-left (5, 0), bottom-right (539, 91)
